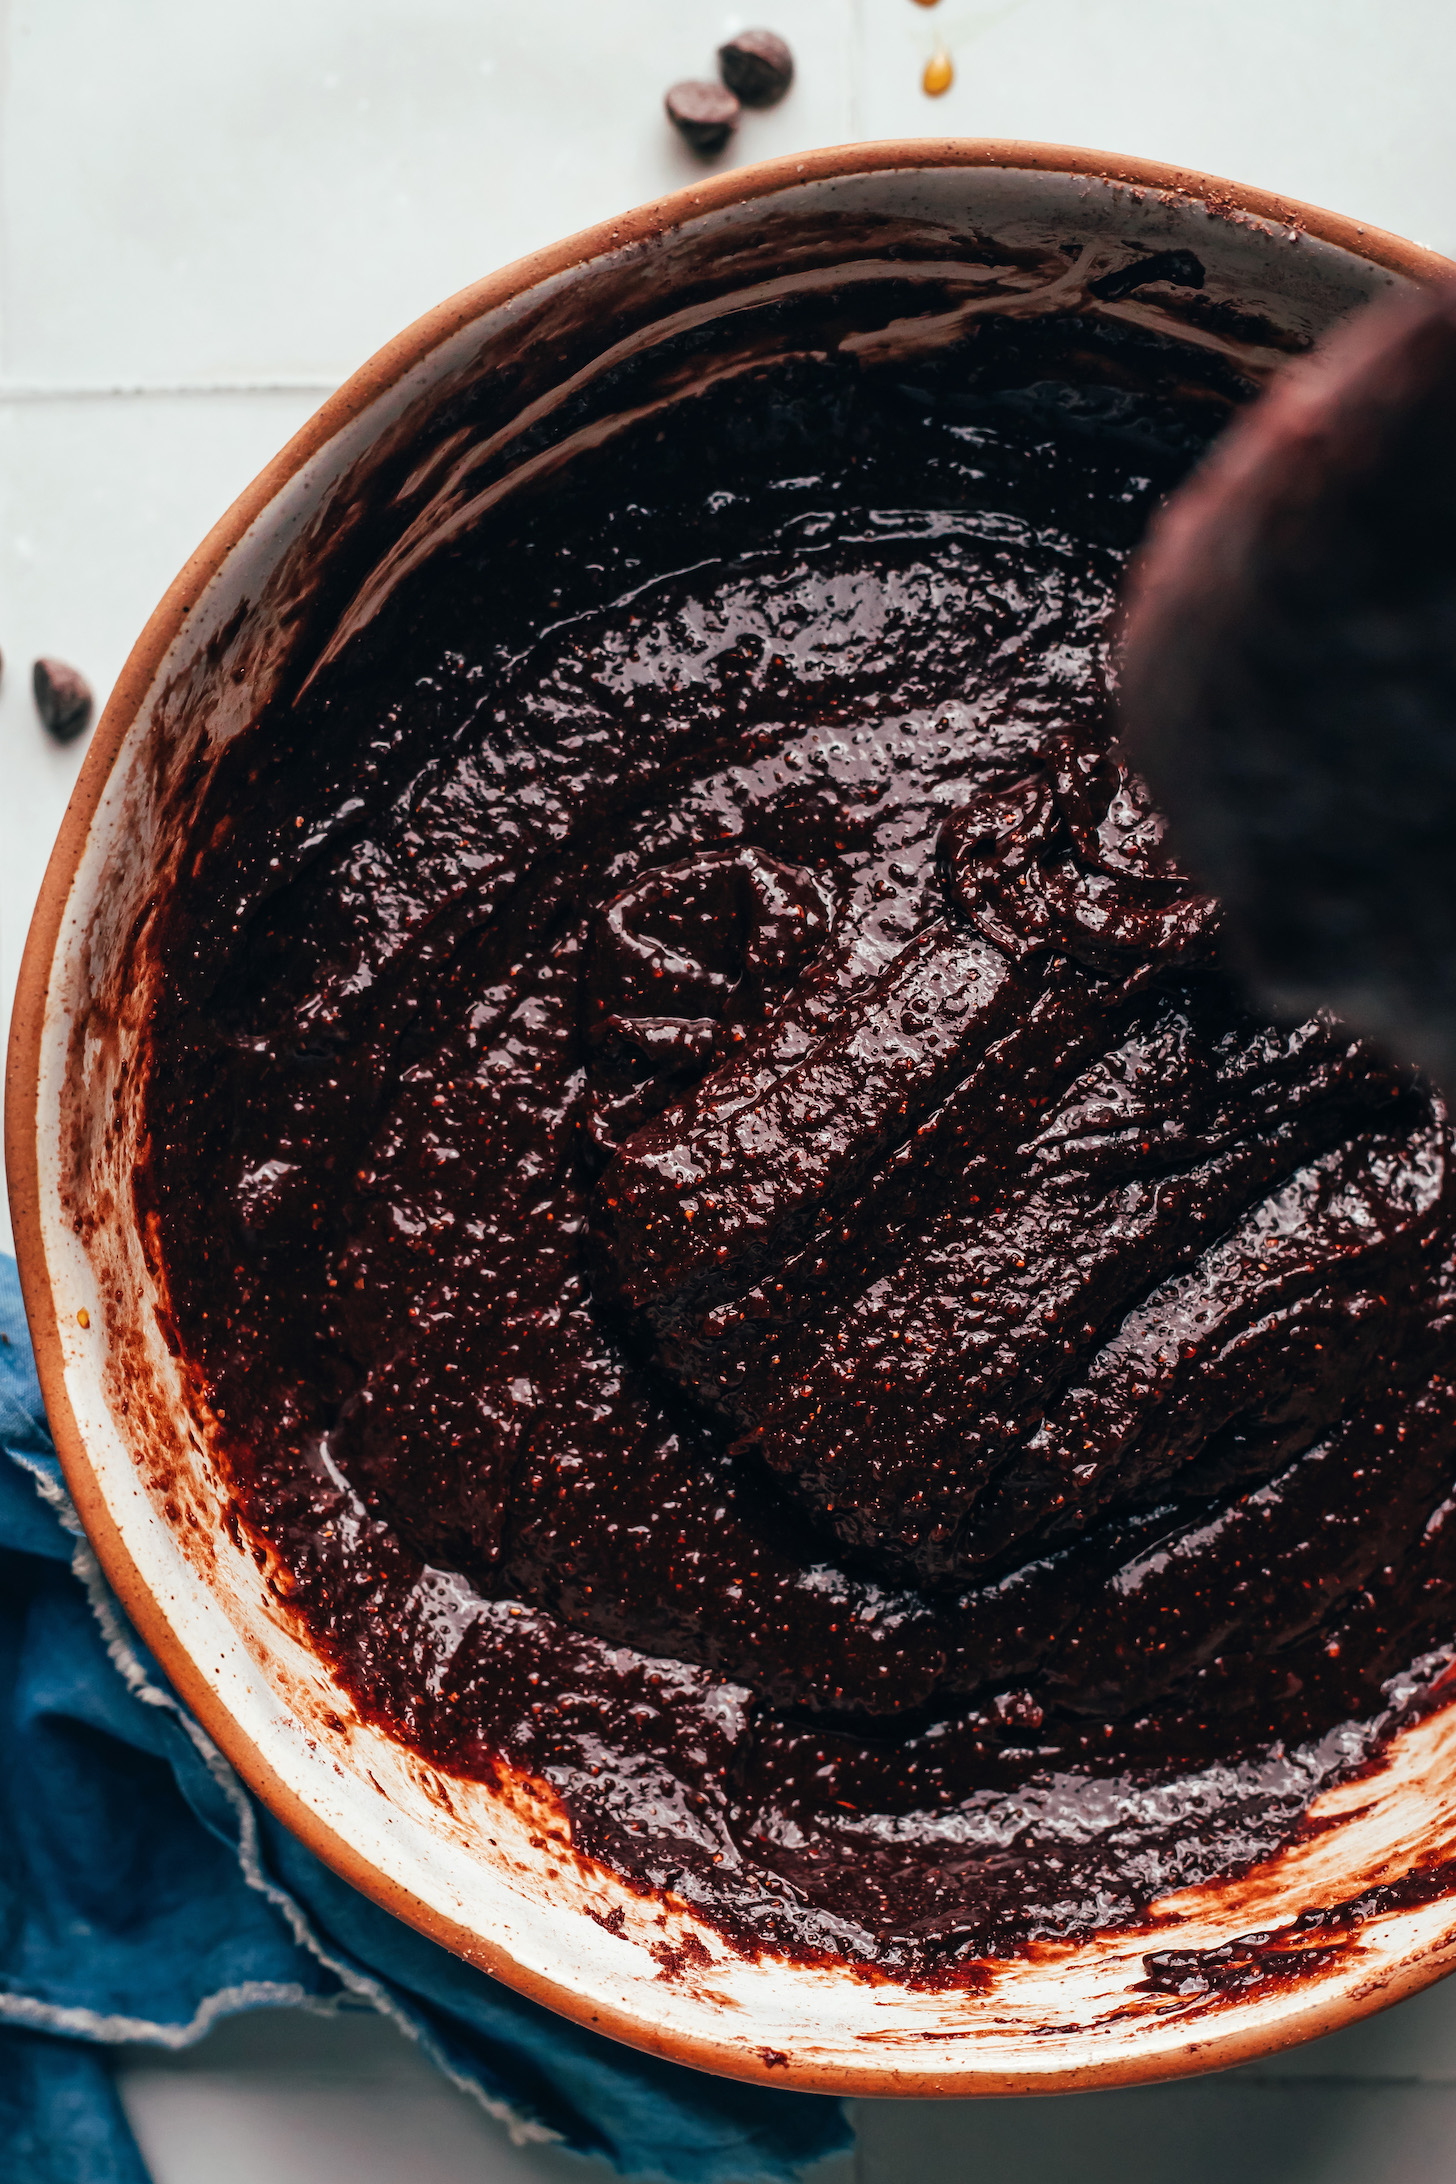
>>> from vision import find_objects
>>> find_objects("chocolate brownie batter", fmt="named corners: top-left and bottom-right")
top-left (139, 306), bottom-right (1456, 1975)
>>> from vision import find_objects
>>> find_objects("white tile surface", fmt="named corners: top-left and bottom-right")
top-left (11, 2), bottom-right (1456, 2177)
top-left (0, 388), bottom-right (321, 1257)
top-left (857, 2083), bottom-right (1456, 2184)
top-left (2, 0), bottom-right (855, 390)
top-left (856, 0), bottom-right (1456, 258)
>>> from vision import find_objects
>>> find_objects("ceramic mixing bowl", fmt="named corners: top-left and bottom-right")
top-left (9, 141), bottom-right (1456, 2095)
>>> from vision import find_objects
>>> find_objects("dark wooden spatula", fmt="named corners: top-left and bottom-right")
top-left (1118, 281), bottom-right (1456, 1082)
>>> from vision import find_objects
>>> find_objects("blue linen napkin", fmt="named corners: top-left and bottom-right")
top-left (0, 1253), bottom-right (851, 2184)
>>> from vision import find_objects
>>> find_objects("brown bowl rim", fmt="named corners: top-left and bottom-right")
top-left (7, 137), bottom-right (1456, 2098)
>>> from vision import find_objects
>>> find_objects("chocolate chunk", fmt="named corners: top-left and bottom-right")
top-left (33, 657), bottom-right (93, 743)
top-left (717, 29), bottom-right (794, 108)
top-left (664, 79), bottom-right (740, 155)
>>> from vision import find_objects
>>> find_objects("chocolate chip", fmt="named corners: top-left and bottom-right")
top-left (664, 79), bottom-right (740, 155)
top-left (717, 28), bottom-right (794, 108)
top-left (34, 657), bottom-right (93, 743)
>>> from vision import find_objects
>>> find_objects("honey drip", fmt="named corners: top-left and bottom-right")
top-left (922, 46), bottom-right (954, 94)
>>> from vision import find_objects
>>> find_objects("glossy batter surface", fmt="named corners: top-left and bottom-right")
top-left (141, 321), bottom-right (1456, 1974)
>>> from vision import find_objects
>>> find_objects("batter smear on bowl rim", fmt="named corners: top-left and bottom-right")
top-left (137, 308), bottom-right (1456, 1976)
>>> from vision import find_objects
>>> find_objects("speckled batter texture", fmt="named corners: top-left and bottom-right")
top-left (139, 314), bottom-right (1456, 1977)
